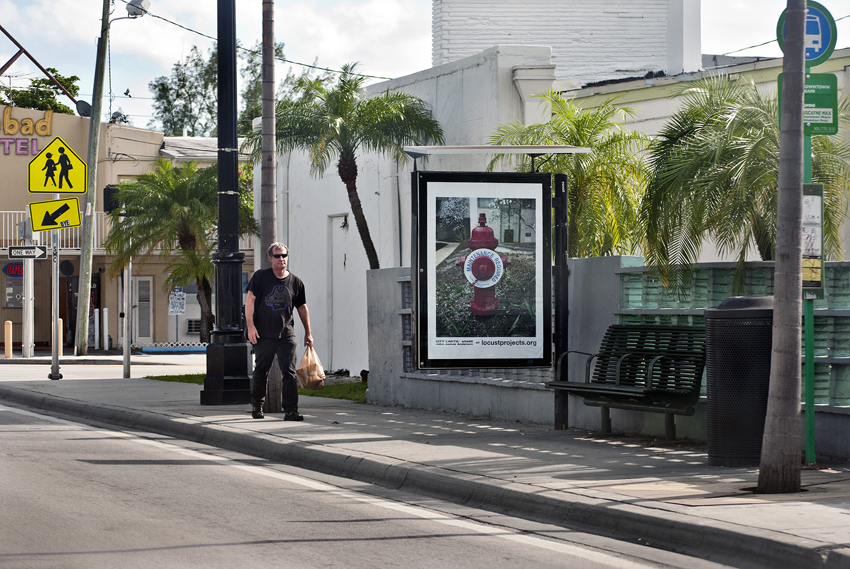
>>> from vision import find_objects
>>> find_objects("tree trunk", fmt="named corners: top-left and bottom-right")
top-left (197, 276), bottom-right (215, 344)
top-left (260, 0), bottom-right (277, 268)
top-left (757, 0), bottom-right (804, 494)
top-left (338, 154), bottom-right (380, 270)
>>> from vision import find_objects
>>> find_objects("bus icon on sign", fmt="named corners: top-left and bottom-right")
top-left (806, 13), bottom-right (823, 54)
top-left (778, 1), bottom-right (836, 67)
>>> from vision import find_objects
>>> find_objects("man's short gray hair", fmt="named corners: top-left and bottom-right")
top-left (267, 242), bottom-right (289, 257)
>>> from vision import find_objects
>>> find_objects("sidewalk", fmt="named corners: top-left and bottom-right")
top-left (1, 354), bottom-right (849, 568)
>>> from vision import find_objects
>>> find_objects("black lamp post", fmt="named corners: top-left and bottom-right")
top-left (201, 0), bottom-right (252, 405)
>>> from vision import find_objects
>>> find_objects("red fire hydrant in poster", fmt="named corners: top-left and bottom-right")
top-left (463, 214), bottom-right (505, 315)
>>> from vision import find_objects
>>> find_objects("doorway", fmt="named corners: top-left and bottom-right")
top-left (132, 276), bottom-right (153, 345)
top-left (62, 273), bottom-right (100, 347)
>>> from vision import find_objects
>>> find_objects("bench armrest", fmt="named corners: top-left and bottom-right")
top-left (646, 354), bottom-right (669, 389)
top-left (615, 352), bottom-right (637, 386)
top-left (585, 353), bottom-right (600, 383)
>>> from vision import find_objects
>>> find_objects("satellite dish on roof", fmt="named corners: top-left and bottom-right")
top-left (76, 100), bottom-right (92, 117)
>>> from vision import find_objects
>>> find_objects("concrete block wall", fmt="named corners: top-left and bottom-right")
top-left (366, 267), bottom-right (555, 424)
top-left (432, 0), bottom-right (701, 83)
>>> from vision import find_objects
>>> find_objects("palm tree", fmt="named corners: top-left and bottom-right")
top-left (103, 158), bottom-right (258, 343)
top-left (643, 75), bottom-right (850, 293)
top-left (488, 90), bottom-right (650, 257)
top-left (244, 63), bottom-right (444, 270)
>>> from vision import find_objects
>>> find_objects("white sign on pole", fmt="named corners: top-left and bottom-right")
top-left (168, 288), bottom-right (186, 315)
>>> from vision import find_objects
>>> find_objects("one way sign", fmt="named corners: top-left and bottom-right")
top-left (8, 246), bottom-right (48, 259)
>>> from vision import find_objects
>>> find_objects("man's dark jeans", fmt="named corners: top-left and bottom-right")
top-left (251, 335), bottom-right (298, 411)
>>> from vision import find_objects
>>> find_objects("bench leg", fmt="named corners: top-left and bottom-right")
top-left (554, 390), bottom-right (569, 430)
top-left (665, 413), bottom-right (676, 441)
top-left (600, 406), bottom-right (611, 434)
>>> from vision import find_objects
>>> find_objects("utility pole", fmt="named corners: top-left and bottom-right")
top-left (261, 0), bottom-right (277, 267)
top-left (75, 0), bottom-right (111, 356)
top-left (261, 0), bottom-right (283, 413)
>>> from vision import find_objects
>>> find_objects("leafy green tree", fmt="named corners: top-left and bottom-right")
top-left (489, 90), bottom-right (650, 257)
top-left (643, 75), bottom-right (850, 293)
top-left (0, 67), bottom-right (80, 115)
top-left (103, 158), bottom-right (258, 343)
top-left (148, 46), bottom-right (218, 136)
top-left (150, 41), bottom-right (324, 136)
top-left (244, 63), bottom-right (444, 269)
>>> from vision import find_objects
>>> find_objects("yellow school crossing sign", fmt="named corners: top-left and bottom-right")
top-left (28, 136), bottom-right (86, 194)
top-left (29, 197), bottom-right (82, 232)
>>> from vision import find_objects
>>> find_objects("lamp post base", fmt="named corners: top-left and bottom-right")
top-left (201, 333), bottom-right (252, 405)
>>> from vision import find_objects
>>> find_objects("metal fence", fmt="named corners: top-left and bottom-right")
top-left (0, 211), bottom-right (255, 252)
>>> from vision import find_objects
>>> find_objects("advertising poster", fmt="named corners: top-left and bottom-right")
top-left (414, 172), bottom-right (551, 369)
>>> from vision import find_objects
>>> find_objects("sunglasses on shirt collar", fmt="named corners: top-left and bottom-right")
top-left (271, 253), bottom-right (288, 259)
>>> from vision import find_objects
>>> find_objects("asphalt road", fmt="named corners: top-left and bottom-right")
top-left (0, 403), bottom-right (733, 569)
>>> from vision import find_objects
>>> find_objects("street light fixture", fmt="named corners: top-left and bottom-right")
top-left (126, 0), bottom-right (151, 17)
top-left (74, 0), bottom-right (149, 358)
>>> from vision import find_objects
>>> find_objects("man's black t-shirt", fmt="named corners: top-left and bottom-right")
top-left (247, 269), bottom-right (307, 339)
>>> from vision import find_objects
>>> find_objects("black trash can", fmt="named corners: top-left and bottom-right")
top-left (704, 296), bottom-right (773, 467)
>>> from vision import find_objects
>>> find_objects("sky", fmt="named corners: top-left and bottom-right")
top-left (2, 0), bottom-right (850, 130)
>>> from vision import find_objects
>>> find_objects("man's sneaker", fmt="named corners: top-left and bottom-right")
top-left (284, 410), bottom-right (304, 421)
top-left (251, 406), bottom-right (265, 419)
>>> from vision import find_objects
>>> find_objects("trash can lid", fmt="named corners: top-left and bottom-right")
top-left (704, 295), bottom-right (774, 319)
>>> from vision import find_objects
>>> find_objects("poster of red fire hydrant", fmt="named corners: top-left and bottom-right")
top-left (419, 173), bottom-right (550, 368)
top-left (414, 170), bottom-right (553, 370)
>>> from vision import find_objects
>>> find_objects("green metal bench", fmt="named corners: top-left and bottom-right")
top-left (548, 324), bottom-right (706, 440)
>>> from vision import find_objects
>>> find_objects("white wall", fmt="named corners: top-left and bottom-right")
top-left (432, 0), bottom-right (701, 83)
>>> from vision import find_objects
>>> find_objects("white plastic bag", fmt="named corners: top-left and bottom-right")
top-left (296, 346), bottom-right (325, 390)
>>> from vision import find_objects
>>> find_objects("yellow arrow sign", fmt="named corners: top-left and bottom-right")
top-left (28, 136), bottom-right (87, 194)
top-left (29, 197), bottom-right (82, 232)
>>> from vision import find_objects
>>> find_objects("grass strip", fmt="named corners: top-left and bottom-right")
top-left (146, 373), bottom-right (205, 384)
top-left (146, 373), bottom-right (367, 403)
top-left (298, 382), bottom-right (367, 403)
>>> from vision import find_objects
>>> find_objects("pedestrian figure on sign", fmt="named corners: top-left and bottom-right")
top-left (57, 147), bottom-right (73, 190)
top-left (42, 153), bottom-right (57, 187)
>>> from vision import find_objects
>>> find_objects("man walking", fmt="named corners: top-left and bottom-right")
top-left (246, 242), bottom-right (313, 420)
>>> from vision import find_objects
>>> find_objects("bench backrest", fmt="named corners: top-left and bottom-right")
top-left (592, 325), bottom-right (706, 392)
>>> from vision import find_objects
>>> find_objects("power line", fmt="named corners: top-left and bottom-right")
top-left (115, 0), bottom-right (392, 81)
top-left (722, 13), bottom-right (850, 56)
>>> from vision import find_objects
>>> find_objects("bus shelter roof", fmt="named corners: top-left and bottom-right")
top-left (402, 145), bottom-right (590, 159)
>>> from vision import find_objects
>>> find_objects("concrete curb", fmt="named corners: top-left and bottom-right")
top-left (0, 384), bottom-right (845, 569)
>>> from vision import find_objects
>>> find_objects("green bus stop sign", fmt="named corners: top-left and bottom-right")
top-left (778, 72), bottom-right (839, 135)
